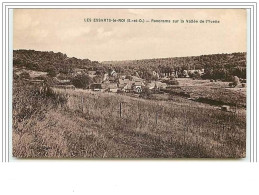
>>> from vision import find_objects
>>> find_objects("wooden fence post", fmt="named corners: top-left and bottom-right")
top-left (138, 101), bottom-right (141, 122)
top-left (156, 111), bottom-right (158, 125)
top-left (183, 129), bottom-right (185, 144)
top-left (81, 97), bottom-right (84, 113)
top-left (120, 102), bottom-right (122, 118)
top-left (196, 129), bottom-right (199, 153)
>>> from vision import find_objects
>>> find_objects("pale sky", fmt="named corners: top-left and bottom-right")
top-left (13, 9), bottom-right (247, 61)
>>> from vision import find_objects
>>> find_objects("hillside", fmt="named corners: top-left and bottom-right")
top-left (13, 81), bottom-right (246, 158)
top-left (103, 52), bottom-right (247, 80)
top-left (13, 50), bottom-right (246, 81)
top-left (13, 49), bottom-right (105, 74)
top-left (103, 53), bottom-right (246, 69)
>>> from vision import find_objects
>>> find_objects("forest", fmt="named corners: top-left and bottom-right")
top-left (13, 50), bottom-right (246, 81)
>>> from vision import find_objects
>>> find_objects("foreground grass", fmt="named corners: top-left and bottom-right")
top-left (13, 84), bottom-right (246, 158)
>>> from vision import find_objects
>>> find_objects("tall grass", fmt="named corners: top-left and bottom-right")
top-left (13, 84), bottom-right (246, 158)
top-left (12, 81), bottom-right (67, 158)
top-left (57, 89), bottom-right (246, 158)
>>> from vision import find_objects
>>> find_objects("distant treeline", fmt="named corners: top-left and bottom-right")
top-left (103, 53), bottom-right (246, 80)
top-left (13, 50), bottom-right (246, 81)
top-left (13, 49), bottom-right (104, 74)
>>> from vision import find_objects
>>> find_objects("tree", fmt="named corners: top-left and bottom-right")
top-left (47, 68), bottom-right (57, 77)
top-left (71, 74), bottom-right (93, 89)
top-left (191, 71), bottom-right (202, 80)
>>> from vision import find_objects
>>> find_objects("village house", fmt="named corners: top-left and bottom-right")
top-left (155, 81), bottom-right (167, 89)
top-left (120, 75), bottom-right (126, 80)
top-left (118, 78), bottom-right (132, 92)
top-left (182, 70), bottom-right (189, 78)
top-left (101, 81), bottom-right (117, 91)
top-left (188, 69), bottom-right (205, 75)
top-left (182, 69), bottom-right (205, 77)
top-left (147, 81), bottom-right (167, 90)
top-left (119, 75), bottom-right (145, 93)
top-left (108, 76), bottom-right (117, 82)
top-left (110, 70), bottom-right (117, 77)
top-left (101, 81), bottom-right (110, 89)
top-left (90, 83), bottom-right (102, 91)
top-left (146, 82), bottom-right (156, 90)
top-left (118, 78), bottom-right (131, 88)
top-left (108, 83), bottom-right (118, 93)
top-left (123, 83), bottom-right (132, 92)
top-left (103, 73), bottom-right (109, 82)
top-left (132, 82), bottom-right (143, 93)
top-left (132, 76), bottom-right (144, 82)
top-left (161, 71), bottom-right (175, 77)
top-left (152, 71), bottom-right (160, 79)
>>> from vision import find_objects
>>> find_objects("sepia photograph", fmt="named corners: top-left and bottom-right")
top-left (12, 9), bottom-right (247, 159)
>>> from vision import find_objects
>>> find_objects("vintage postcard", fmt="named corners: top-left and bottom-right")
top-left (12, 9), bottom-right (247, 158)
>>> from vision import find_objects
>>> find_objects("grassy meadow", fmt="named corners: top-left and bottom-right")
top-left (173, 78), bottom-right (246, 107)
top-left (13, 81), bottom-right (246, 158)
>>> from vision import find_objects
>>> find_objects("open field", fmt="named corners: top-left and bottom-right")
top-left (165, 78), bottom-right (246, 108)
top-left (13, 82), bottom-right (246, 158)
